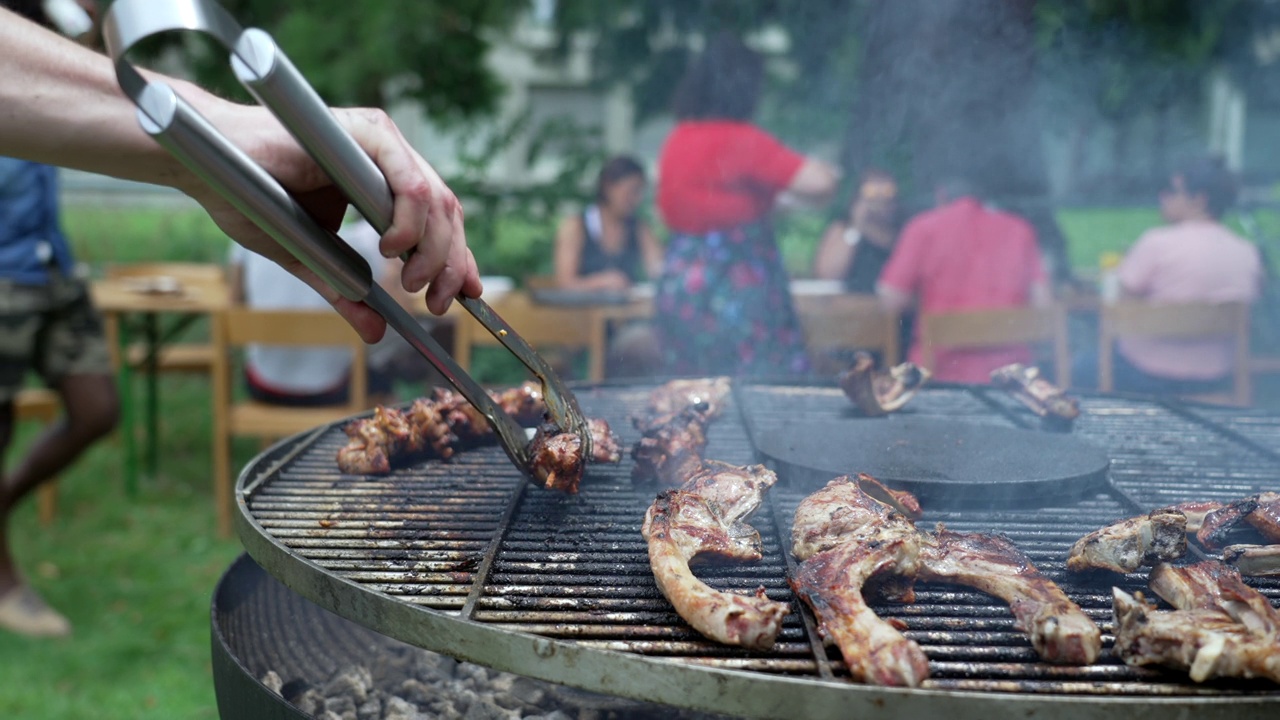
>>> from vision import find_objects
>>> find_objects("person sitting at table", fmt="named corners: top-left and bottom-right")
top-left (877, 174), bottom-right (1052, 383)
top-left (1097, 156), bottom-right (1263, 394)
top-left (553, 155), bottom-right (663, 293)
top-left (229, 216), bottom-right (428, 406)
top-left (0, 0), bottom-right (117, 639)
top-left (814, 168), bottom-right (902, 293)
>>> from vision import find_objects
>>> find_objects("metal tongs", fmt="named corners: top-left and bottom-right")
top-left (101, 0), bottom-right (590, 472)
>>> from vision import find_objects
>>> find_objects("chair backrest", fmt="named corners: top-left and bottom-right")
top-left (919, 305), bottom-right (1070, 387)
top-left (106, 262), bottom-right (227, 283)
top-left (453, 290), bottom-right (604, 380)
top-left (213, 307), bottom-right (368, 412)
top-left (793, 294), bottom-right (900, 371)
top-left (1099, 301), bottom-right (1250, 406)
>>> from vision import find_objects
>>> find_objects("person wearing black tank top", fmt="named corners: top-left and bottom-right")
top-left (553, 156), bottom-right (663, 292)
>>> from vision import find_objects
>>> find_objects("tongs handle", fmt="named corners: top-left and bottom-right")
top-left (235, 37), bottom-right (588, 440)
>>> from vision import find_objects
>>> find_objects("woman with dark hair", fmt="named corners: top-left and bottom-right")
top-left (655, 32), bottom-right (838, 376)
top-left (553, 155), bottom-right (663, 292)
top-left (814, 168), bottom-right (902, 293)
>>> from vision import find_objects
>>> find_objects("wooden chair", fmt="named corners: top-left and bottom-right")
top-left (453, 290), bottom-right (604, 381)
top-left (793, 294), bottom-right (901, 374)
top-left (919, 305), bottom-right (1070, 387)
top-left (211, 308), bottom-right (370, 536)
top-left (14, 389), bottom-right (61, 526)
top-left (1099, 301), bottom-right (1250, 406)
top-left (105, 263), bottom-right (226, 372)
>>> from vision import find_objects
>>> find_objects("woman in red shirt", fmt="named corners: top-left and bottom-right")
top-left (655, 33), bottom-right (838, 376)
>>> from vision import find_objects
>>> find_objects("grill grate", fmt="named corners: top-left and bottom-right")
top-left (239, 383), bottom-right (1280, 708)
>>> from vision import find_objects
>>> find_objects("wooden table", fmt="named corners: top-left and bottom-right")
top-left (92, 272), bottom-right (230, 493)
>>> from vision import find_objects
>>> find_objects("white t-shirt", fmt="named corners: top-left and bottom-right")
top-left (231, 219), bottom-right (387, 394)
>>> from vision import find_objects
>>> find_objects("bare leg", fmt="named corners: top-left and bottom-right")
top-left (0, 374), bottom-right (118, 596)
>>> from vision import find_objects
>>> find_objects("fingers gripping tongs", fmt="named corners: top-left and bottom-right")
top-left (101, 0), bottom-right (591, 471)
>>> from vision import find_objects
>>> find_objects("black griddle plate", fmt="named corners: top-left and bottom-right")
top-left (753, 415), bottom-right (1110, 508)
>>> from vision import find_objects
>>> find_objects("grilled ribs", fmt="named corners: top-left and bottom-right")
top-left (1112, 588), bottom-right (1280, 684)
top-left (1066, 508), bottom-right (1187, 573)
top-left (1223, 545), bottom-right (1280, 577)
top-left (989, 363), bottom-right (1079, 423)
top-left (641, 461), bottom-right (788, 650)
top-left (1149, 561), bottom-right (1280, 637)
top-left (1196, 495), bottom-right (1262, 549)
top-left (1247, 492), bottom-right (1280, 543)
top-left (631, 378), bottom-right (732, 485)
top-left (838, 352), bottom-right (930, 417)
top-left (789, 475), bottom-right (929, 687)
top-left (918, 526), bottom-right (1101, 665)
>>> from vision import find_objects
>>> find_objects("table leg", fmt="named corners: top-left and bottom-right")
top-left (144, 313), bottom-right (159, 478)
top-left (113, 315), bottom-right (139, 496)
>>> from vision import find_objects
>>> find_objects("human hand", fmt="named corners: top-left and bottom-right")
top-left (592, 270), bottom-right (633, 292)
top-left (186, 101), bottom-right (481, 342)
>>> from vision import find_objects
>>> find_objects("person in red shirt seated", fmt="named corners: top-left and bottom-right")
top-left (877, 177), bottom-right (1052, 382)
top-left (654, 32), bottom-right (838, 377)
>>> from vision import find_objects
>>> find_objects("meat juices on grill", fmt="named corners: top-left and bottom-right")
top-left (837, 352), bottom-right (931, 417)
top-left (917, 526), bottom-right (1102, 665)
top-left (641, 461), bottom-right (788, 650)
top-left (989, 363), bottom-right (1080, 422)
top-left (1112, 588), bottom-right (1280, 684)
top-left (1148, 561), bottom-right (1280, 637)
top-left (1223, 545), bottom-right (1280, 577)
top-left (1066, 508), bottom-right (1187, 573)
top-left (1196, 495), bottom-right (1262, 549)
top-left (789, 475), bottom-right (929, 687)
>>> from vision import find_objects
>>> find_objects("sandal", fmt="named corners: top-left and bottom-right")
top-left (0, 585), bottom-right (71, 638)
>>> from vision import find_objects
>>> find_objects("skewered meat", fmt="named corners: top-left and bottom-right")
top-left (1223, 545), bottom-right (1280, 577)
top-left (1149, 561), bottom-right (1280, 637)
top-left (631, 407), bottom-right (708, 485)
top-left (641, 461), bottom-right (788, 650)
top-left (1066, 508), bottom-right (1187, 573)
top-left (645, 377), bottom-right (731, 420)
top-left (791, 535), bottom-right (930, 687)
top-left (789, 475), bottom-right (928, 687)
top-left (1246, 492), bottom-right (1280, 543)
top-left (838, 352), bottom-right (930, 417)
top-left (1197, 495), bottom-right (1262, 549)
top-left (918, 526), bottom-right (1101, 665)
top-left (335, 383), bottom-right (621, 487)
top-left (990, 363), bottom-right (1079, 423)
top-left (1112, 588), bottom-right (1280, 684)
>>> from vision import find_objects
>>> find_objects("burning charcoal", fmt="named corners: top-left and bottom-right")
top-left (462, 697), bottom-right (519, 720)
top-left (322, 666), bottom-right (373, 704)
top-left (294, 688), bottom-right (326, 716)
top-left (356, 697), bottom-right (382, 720)
top-left (322, 694), bottom-right (357, 720)
top-left (384, 697), bottom-right (425, 720)
top-left (317, 711), bottom-right (345, 720)
top-left (525, 713), bottom-right (573, 720)
top-left (259, 670), bottom-right (283, 696)
top-left (397, 678), bottom-right (434, 705)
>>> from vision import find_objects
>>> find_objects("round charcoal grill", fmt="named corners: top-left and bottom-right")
top-left (226, 381), bottom-right (1280, 719)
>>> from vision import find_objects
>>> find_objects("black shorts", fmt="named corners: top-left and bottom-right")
top-left (0, 277), bottom-right (112, 403)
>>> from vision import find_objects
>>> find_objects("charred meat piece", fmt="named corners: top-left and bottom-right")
top-left (1223, 545), bottom-right (1280, 577)
top-left (336, 406), bottom-right (423, 474)
top-left (528, 422), bottom-right (585, 494)
top-left (791, 475), bottom-right (921, 562)
top-left (1166, 500), bottom-right (1225, 535)
top-left (641, 461), bottom-right (788, 650)
top-left (631, 407), bottom-right (709, 485)
top-left (1066, 509), bottom-right (1187, 573)
top-left (1197, 495), bottom-right (1262, 549)
top-left (645, 377), bottom-right (731, 420)
top-left (1149, 560), bottom-right (1280, 637)
top-left (791, 535), bottom-right (929, 687)
top-left (989, 363), bottom-right (1080, 422)
top-left (1246, 492), bottom-right (1280, 543)
top-left (1112, 588), bottom-right (1280, 684)
top-left (587, 417), bottom-right (621, 463)
top-left (918, 526), bottom-right (1101, 665)
top-left (838, 352), bottom-right (931, 417)
top-left (405, 398), bottom-right (456, 459)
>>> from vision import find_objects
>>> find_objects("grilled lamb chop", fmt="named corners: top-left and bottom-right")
top-left (1167, 500), bottom-right (1226, 535)
top-left (631, 407), bottom-right (709, 485)
top-left (1066, 508), bottom-right (1187, 573)
top-left (645, 377), bottom-right (731, 420)
top-left (1196, 495), bottom-right (1262, 549)
top-left (1149, 561), bottom-right (1280, 637)
top-left (1112, 588), bottom-right (1280, 684)
top-left (789, 475), bottom-right (928, 687)
top-left (641, 461), bottom-right (788, 650)
top-left (918, 526), bottom-right (1101, 665)
top-left (990, 363), bottom-right (1080, 424)
top-left (1246, 492), bottom-right (1280, 543)
top-left (838, 352), bottom-right (930, 417)
top-left (1223, 545), bottom-right (1280, 577)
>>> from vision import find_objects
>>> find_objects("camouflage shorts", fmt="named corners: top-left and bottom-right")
top-left (0, 277), bottom-right (113, 403)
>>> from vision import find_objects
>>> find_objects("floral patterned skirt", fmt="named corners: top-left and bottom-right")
top-left (654, 221), bottom-right (809, 377)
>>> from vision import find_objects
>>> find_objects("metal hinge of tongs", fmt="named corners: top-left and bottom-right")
top-left (101, 0), bottom-right (590, 472)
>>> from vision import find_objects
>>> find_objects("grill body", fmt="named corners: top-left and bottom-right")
top-left (233, 382), bottom-right (1280, 719)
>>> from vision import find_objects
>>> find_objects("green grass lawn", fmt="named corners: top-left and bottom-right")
top-left (0, 201), bottom-right (1272, 719)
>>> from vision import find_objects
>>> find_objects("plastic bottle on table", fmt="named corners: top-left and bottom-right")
top-left (1098, 252), bottom-right (1122, 305)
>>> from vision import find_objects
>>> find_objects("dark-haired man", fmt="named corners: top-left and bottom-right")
top-left (1110, 157), bottom-right (1262, 393)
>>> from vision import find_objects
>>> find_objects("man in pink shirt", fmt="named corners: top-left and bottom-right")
top-left (877, 178), bottom-right (1051, 382)
top-left (1109, 157), bottom-right (1263, 393)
